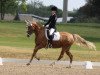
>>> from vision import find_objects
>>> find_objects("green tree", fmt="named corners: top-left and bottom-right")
top-left (0, 0), bottom-right (6, 20)
top-left (20, 0), bottom-right (27, 12)
top-left (26, 0), bottom-right (62, 17)
top-left (14, 0), bottom-right (27, 20)
top-left (79, 0), bottom-right (100, 18)
top-left (71, 0), bottom-right (100, 22)
top-left (0, 0), bottom-right (27, 20)
top-left (0, 0), bottom-right (18, 20)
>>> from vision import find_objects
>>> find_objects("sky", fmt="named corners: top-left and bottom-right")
top-left (28, 0), bottom-right (86, 11)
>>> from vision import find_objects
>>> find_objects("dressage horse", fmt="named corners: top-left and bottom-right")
top-left (25, 20), bottom-right (96, 68)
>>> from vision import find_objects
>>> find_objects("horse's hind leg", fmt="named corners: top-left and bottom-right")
top-left (35, 55), bottom-right (40, 60)
top-left (50, 48), bottom-right (65, 66)
top-left (57, 48), bottom-right (65, 61)
top-left (65, 47), bottom-right (73, 68)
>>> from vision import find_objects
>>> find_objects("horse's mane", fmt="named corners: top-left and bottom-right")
top-left (36, 22), bottom-right (43, 28)
top-left (32, 20), bottom-right (44, 29)
top-left (36, 22), bottom-right (45, 30)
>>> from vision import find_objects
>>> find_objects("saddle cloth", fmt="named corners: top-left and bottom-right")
top-left (45, 28), bottom-right (60, 41)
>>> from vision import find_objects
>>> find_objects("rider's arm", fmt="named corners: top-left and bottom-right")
top-left (44, 16), bottom-right (52, 26)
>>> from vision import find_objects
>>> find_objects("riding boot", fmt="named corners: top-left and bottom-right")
top-left (48, 40), bottom-right (52, 48)
top-left (46, 30), bottom-right (53, 48)
top-left (48, 35), bottom-right (53, 48)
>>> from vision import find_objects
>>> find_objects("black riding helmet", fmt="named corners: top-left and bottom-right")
top-left (51, 6), bottom-right (58, 12)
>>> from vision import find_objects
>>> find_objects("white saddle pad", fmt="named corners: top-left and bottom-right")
top-left (45, 29), bottom-right (60, 41)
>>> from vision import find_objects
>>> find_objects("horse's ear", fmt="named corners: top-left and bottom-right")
top-left (28, 20), bottom-right (31, 24)
top-left (25, 20), bottom-right (28, 24)
top-left (25, 20), bottom-right (32, 26)
top-left (27, 20), bottom-right (32, 26)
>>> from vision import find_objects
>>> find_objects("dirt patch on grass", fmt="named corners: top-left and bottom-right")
top-left (0, 46), bottom-right (100, 62)
top-left (0, 46), bottom-right (32, 59)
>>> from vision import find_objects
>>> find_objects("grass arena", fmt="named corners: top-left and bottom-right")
top-left (0, 22), bottom-right (100, 75)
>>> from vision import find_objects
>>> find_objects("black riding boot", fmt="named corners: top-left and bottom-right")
top-left (48, 35), bottom-right (53, 48)
top-left (48, 40), bottom-right (52, 48)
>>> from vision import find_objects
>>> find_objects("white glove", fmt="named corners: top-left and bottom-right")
top-left (45, 25), bottom-right (49, 28)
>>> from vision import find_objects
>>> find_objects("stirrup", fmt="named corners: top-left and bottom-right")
top-left (45, 42), bottom-right (52, 48)
top-left (48, 43), bottom-right (52, 48)
top-left (45, 44), bottom-right (48, 49)
top-left (45, 41), bottom-right (48, 49)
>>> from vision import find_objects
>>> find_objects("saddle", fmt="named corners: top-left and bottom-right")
top-left (45, 28), bottom-right (60, 41)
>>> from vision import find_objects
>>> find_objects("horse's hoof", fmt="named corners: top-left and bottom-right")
top-left (66, 65), bottom-right (72, 68)
top-left (66, 66), bottom-right (71, 68)
top-left (50, 63), bottom-right (53, 67)
top-left (50, 62), bottom-right (55, 67)
top-left (37, 58), bottom-right (40, 61)
top-left (68, 66), bottom-right (71, 68)
top-left (26, 63), bottom-right (30, 66)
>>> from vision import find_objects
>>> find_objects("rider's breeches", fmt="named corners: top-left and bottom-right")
top-left (49, 28), bottom-right (55, 41)
top-left (49, 28), bottom-right (55, 35)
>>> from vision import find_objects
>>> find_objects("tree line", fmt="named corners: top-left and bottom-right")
top-left (25, 1), bottom-right (63, 18)
top-left (0, 0), bottom-right (27, 20)
top-left (1, 0), bottom-right (99, 23)
top-left (70, 0), bottom-right (100, 23)
top-left (0, 0), bottom-right (76, 21)
top-left (0, 0), bottom-right (63, 20)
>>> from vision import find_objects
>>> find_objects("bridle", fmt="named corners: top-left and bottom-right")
top-left (25, 20), bottom-right (34, 37)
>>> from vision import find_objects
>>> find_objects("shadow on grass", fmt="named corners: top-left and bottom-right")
top-left (58, 23), bottom-right (100, 29)
top-left (83, 36), bottom-right (100, 42)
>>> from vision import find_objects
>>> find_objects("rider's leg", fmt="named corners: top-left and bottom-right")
top-left (49, 28), bottom-right (55, 36)
top-left (46, 29), bottom-right (51, 48)
top-left (48, 28), bottom-right (55, 48)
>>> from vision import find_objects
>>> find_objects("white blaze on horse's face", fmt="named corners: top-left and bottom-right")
top-left (25, 20), bottom-right (33, 37)
top-left (26, 25), bottom-right (34, 37)
top-left (25, 20), bottom-right (32, 27)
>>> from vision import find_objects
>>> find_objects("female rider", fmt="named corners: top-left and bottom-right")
top-left (45, 6), bottom-right (58, 48)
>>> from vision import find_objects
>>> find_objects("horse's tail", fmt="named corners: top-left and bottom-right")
top-left (73, 34), bottom-right (96, 50)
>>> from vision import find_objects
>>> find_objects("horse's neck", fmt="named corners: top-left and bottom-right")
top-left (34, 27), bottom-right (44, 38)
top-left (34, 27), bottom-right (45, 45)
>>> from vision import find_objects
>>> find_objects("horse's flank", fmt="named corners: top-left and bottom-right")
top-left (34, 22), bottom-right (96, 50)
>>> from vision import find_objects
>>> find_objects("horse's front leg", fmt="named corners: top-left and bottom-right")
top-left (26, 45), bottom-right (42, 66)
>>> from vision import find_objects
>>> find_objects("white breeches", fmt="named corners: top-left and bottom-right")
top-left (49, 28), bottom-right (55, 35)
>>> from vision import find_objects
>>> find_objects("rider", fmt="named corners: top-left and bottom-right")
top-left (44, 6), bottom-right (58, 48)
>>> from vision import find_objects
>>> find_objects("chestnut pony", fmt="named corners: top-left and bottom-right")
top-left (25, 20), bottom-right (96, 68)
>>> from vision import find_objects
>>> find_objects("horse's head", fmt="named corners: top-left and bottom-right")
top-left (25, 20), bottom-right (39, 37)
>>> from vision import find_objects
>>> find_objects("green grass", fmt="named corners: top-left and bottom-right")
top-left (0, 22), bottom-right (35, 48)
top-left (0, 22), bottom-right (100, 49)
top-left (57, 23), bottom-right (100, 50)
top-left (0, 22), bottom-right (100, 61)
top-left (0, 22), bottom-right (100, 50)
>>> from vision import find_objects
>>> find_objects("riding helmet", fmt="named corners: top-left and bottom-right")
top-left (51, 6), bottom-right (58, 11)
